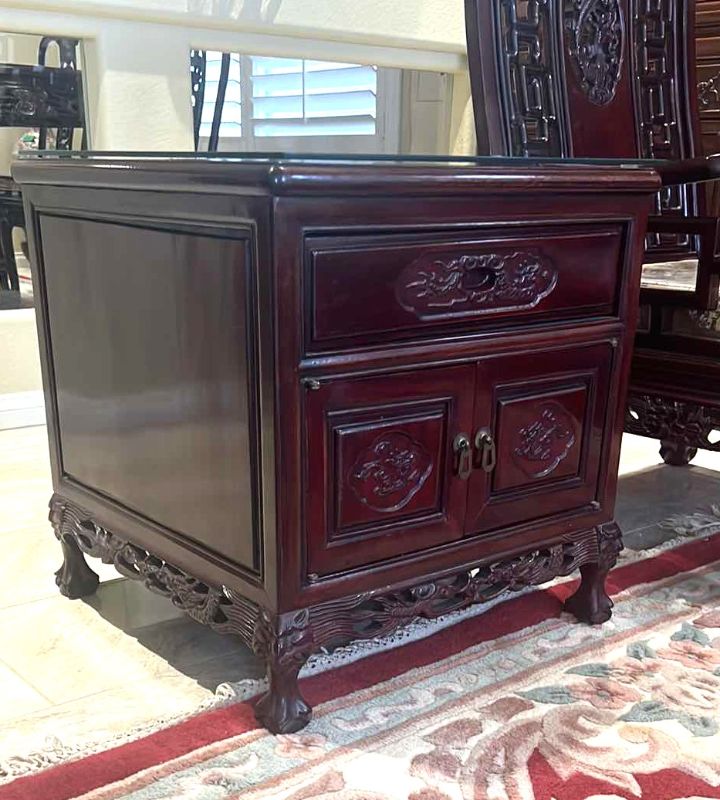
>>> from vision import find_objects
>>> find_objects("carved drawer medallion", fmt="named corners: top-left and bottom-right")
top-left (512, 401), bottom-right (577, 478)
top-left (349, 431), bottom-right (433, 513)
top-left (565, 0), bottom-right (624, 106)
top-left (396, 250), bottom-right (558, 318)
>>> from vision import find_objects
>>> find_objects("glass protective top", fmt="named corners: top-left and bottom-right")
top-left (15, 150), bottom-right (664, 170)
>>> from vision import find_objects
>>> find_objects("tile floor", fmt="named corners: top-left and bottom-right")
top-left (0, 426), bottom-right (719, 764)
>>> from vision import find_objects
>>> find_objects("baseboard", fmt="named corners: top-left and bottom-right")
top-left (0, 390), bottom-right (46, 430)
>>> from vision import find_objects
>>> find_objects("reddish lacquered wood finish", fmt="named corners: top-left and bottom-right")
top-left (13, 155), bottom-right (658, 735)
top-left (465, 0), bottom-right (720, 467)
top-left (306, 225), bottom-right (624, 351)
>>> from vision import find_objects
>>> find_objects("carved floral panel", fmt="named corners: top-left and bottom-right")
top-left (349, 431), bottom-right (433, 513)
top-left (512, 401), bottom-right (577, 478)
top-left (565, 0), bottom-right (624, 106)
top-left (698, 70), bottom-right (720, 111)
top-left (396, 250), bottom-right (558, 318)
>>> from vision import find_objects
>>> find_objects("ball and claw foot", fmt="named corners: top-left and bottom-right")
top-left (254, 667), bottom-right (312, 734)
top-left (55, 535), bottom-right (100, 599)
top-left (659, 439), bottom-right (697, 467)
top-left (564, 562), bottom-right (613, 625)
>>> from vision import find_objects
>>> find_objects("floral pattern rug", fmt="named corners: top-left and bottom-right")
top-left (3, 534), bottom-right (720, 800)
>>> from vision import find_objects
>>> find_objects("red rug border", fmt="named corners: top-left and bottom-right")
top-left (3, 532), bottom-right (720, 800)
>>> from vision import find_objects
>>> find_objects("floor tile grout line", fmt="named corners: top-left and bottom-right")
top-left (0, 668), bottom-right (219, 731)
top-left (0, 653), bottom-right (55, 705)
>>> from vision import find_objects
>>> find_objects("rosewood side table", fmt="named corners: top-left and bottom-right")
top-left (12, 153), bottom-right (659, 734)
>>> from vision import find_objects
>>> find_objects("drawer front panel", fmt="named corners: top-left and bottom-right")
top-left (304, 365), bottom-right (475, 576)
top-left (306, 226), bottom-right (623, 352)
top-left (467, 343), bottom-right (613, 534)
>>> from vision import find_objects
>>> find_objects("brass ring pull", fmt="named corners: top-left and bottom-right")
top-left (475, 428), bottom-right (497, 473)
top-left (453, 433), bottom-right (472, 479)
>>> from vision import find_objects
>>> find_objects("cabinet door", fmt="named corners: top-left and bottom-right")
top-left (466, 343), bottom-right (614, 534)
top-left (304, 365), bottom-right (476, 576)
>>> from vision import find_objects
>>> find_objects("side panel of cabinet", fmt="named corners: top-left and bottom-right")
top-left (36, 212), bottom-right (264, 575)
top-left (466, 343), bottom-right (614, 534)
top-left (304, 365), bottom-right (476, 576)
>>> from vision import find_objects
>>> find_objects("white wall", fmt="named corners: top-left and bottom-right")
top-left (0, 0), bottom-right (466, 54)
top-left (0, 0), bottom-right (472, 153)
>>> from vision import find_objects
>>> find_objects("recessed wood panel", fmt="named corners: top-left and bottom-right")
top-left (39, 214), bottom-right (261, 572)
top-left (467, 343), bottom-right (613, 534)
top-left (493, 386), bottom-right (587, 492)
top-left (304, 365), bottom-right (475, 576)
top-left (333, 412), bottom-right (445, 534)
top-left (306, 226), bottom-right (624, 352)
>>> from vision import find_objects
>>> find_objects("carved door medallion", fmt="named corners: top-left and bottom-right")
top-left (493, 389), bottom-right (585, 493)
top-left (349, 431), bottom-right (433, 513)
top-left (512, 401), bottom-right (577, 478)
top-left (565, 0), bottom-right (624, 106)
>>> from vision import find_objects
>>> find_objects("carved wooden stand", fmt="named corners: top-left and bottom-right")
top-left (625, 393), bottom-right (720, 466)
top-left (50, 493), bottom-right (624, 734)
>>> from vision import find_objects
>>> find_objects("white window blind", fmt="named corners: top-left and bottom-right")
top-left (250, 58), bottom-right (378, 137)
top-left (194, 52), bottom-right (399, 153)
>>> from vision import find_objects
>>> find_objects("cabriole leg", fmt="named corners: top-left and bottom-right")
top-left (253, 609), bottom-right (314, 734)
top-left (55, 533), bottom-right (100, 599)
top-left (659, 439), bottom-right (697, 467)
top-left (50, 494), bottom-right (100, 600)
top-left (565, 522), bottom-right (623, 626)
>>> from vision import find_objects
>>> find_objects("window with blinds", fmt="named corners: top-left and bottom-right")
top-left (251, 57), bottom-right (377, 137)
top-left (192, 51), bottom-right (399, 153)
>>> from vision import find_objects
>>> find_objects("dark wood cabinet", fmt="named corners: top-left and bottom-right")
top-left (13, 154), bottom-right (658, 734)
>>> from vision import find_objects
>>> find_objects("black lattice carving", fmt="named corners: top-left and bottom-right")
top-left (634, 0), bottom-right (696, 252)
top-left (495, 0), bottom-right (567, 157)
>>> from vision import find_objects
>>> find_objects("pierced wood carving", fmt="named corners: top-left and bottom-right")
top-left (0, 64), bottom-right (83, 129)
top-left (49, 495), bottom-right (261, 637)
top-left (625, 394), bottom-right (720, 454)
top-left (190, 49), bottom-right (207, 150)
top-left (634, 0), bottom-right (694, 247)
top-left (396, 250), bottom-right (557, 318)
top-left (349, 431), bottom-right (433, 513)
top-left (495, 0), bottom-right (567, 156)
top-left (565, 0), bottom-right (624, 106)
top-left (512, 402), bottom-right (577, 477)
top-left (50, 493), bottom-right (621, 733)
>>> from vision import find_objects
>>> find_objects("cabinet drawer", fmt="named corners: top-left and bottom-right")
top-left (303, 365), bottom-right (475, 576)
top-left (305, 225), bottom-right (624, 352)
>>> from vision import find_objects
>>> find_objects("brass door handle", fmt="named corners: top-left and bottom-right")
top-left (475, 428), bottom-right (497, 473)
top-left (453, 433), bottom-right (472, 479)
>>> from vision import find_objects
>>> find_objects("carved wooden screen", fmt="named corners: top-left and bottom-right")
top-left (696, 0), bottom-right (720, 215)
top-left (0, 37), bottom-right (85, 151)
top-left (466, 0), bottom-right (702, 255)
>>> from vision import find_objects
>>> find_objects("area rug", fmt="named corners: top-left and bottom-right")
top-left (3, 532), bottom-right (720, 800)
